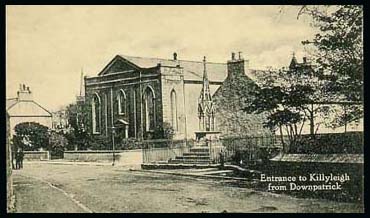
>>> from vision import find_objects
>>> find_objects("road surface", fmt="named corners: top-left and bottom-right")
top-left (12, 162), bottom-right (364, 213)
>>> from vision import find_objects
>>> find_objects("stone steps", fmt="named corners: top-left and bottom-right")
top-left (189, 147), bottom-right (210, 153)
top-left (169, 159), bottom-right (211, 164)
top-left (169, 146), bottom-right (211, 164)
top-left (182, 152), bottom-right (209, 157)
top-left (175, 156), bottom-right (210, 160)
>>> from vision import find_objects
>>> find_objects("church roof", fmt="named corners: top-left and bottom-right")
top-left (6, 99), bottom-right (52, 117)
top-left (119, 55), bottom-right (228, 82)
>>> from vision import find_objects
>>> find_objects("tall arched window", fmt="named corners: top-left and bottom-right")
top-left (117, 89), bottom-right (127, 115)
top-left (143, 86), bottom-right (155, 131)
top-left (170, 89), bottom-right (178, 131)
top-left (91, 93), bottom-right (101, 134)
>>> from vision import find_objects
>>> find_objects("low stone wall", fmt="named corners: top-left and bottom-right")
top-left (24, 151), bottom-right (50, 161)
top-left (63, 150), bottom-right (143, 165)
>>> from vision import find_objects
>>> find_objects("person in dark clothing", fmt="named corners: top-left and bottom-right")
top-left (219, 150), bottom-right (225, 168)
top-left (15, 150), bottom-right (20, 170)
top-left (11, 150), bottom-right (16, 170)
top-left (19, 150), bottom-right (24, 169)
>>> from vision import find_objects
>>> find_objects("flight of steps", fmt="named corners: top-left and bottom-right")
top-left (169, 147), bottom-right (211, 164)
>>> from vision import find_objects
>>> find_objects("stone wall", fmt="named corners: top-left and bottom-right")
top-left (64, 150), bottom-right (143, 165)
top-left (6, 113), bottom-right (14, 212)
top-left (213, 61), bottom-right (271, 137)
top-left (160, 66), bottom-right (186, 139)
top-left (23, 151), bottom-right (50, 161)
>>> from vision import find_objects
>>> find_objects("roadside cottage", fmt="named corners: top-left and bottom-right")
top-left (6, 84), bottom-right (53, 137)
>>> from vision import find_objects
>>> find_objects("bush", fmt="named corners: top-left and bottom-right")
top-left (116, 138), bottom-right (140, 150)
top-left (49, 131), bottom-right (67, 159)
top-left (12, 122), bottom-right (50, 151)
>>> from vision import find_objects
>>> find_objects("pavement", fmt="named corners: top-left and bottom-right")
top-left (11, 161), bottom-right (364, 213)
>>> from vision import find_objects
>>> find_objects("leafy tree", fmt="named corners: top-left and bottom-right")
top-left (49, 131), bottom-right (68, 158)
top-left (298, 5), bottom-right (363, 126)
top-left (64, 101), bottom-right (92, 150)
top-left (12, 122), bottom-right (50, 151)
top-left (245, 64), bottom-right (332, 152)
top-left (151, 122), bottom-right (175, 140)
top-left (162, 122), bottom-right (175, 140)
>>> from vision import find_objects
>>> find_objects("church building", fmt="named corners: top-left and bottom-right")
top-left (84, 52), bottom-right (269, 140)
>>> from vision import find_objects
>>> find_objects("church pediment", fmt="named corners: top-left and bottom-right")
top-left (98, 55), bottom-right (141, 76)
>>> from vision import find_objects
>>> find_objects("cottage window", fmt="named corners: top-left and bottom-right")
top-left (170, 89), bottom-right (178, 131)
top-left (92, 93), bottom-right (101, 134)
top-left (118, 89), bottom-right (127, 115)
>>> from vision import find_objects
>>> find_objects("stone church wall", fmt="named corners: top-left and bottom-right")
top-left (160, 66), bottom-right (187, 139)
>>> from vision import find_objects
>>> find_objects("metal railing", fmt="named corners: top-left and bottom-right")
top-left (141, 139), bottom-right (192, 163)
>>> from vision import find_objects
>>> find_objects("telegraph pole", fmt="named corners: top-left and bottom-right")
top-left (111, 87), bottom-right (115, 166)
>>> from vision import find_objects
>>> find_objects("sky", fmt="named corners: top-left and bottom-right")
top-left (6, 5), bottom-right (317, 112)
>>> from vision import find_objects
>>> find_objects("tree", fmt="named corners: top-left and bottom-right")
top-left (162, 122), bottom-right (175, 140)
top-left (299, 5), bottom-right (363, 125)
top-left (64, 101), bottom-right (92, 150)
top-left (245, 64), bottom-right (332, 152)
top-left (12, 122), bottom-right (50, 151)
top-left (49, 131), bottom-right (68, 158)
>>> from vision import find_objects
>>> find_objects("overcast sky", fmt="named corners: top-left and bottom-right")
top-left (6, 5), bottom-right (317, 111)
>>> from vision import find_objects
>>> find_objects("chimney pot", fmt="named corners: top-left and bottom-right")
top-left (238, 52), bottom-right (243, 60)
top-left (231, 52), bottom-right (235, 60)
top-left (173, 52), bottom-right (177, 61)
top-left (303, 57), bottom-right (307, 63)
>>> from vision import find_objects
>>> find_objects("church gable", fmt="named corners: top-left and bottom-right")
top-left (98, 55), bottom-right (140, 76)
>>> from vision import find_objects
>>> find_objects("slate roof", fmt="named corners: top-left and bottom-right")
top-left (118, 55), bottom-right (226, 82)
top-left (6, 98), bottom-right (18, 110)
top-left (6, 99), bottom-right (52, 117)
top-left (118, 55), bottom-right (262, 83)
top-left (270, 153), bottom-right (364, 164)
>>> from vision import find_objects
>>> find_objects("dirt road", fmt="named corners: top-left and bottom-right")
top-left (12, 162), bottom-right (364, 213)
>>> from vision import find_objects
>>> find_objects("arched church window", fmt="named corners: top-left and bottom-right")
top-left (143, 86), bottom-right (155, 131)
top-left (170, 89), bottom-right (178, 131)
top-left (92, 93), bottom-right (101, 134)
top-left (118, 89), bottom-right (127, 115)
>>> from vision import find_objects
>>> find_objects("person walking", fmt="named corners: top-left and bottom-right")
top-left (11, 149), bottom-right (16, 170)
top-left (15, 149), bottom-right (20, 170)
top-left (19, 149), bottom-right (24, 169)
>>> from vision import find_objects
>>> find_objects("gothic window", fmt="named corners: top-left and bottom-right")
top-left (91, 93), bottom-right (101, 134)
top-left (118, 89), bottom-right (127, 115)
top-left (143, 86), bottom-right (155, 131)
top-left (170, 89), bottom-right (178, 131)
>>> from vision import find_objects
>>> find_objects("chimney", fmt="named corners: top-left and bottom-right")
top-left (227, 52), bottom-right (249, 78)
top-left (231, 52), bottom-right (236, 60)
top-left (173, 52), bottom-right (177, 61)
top-left (303, 57), bottom-right (307, 64)
top-left (17, 84), bottom-right (33, 101)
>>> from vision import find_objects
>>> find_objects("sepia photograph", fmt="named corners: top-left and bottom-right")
top-left (5, 5), bottom-right (364, 213)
